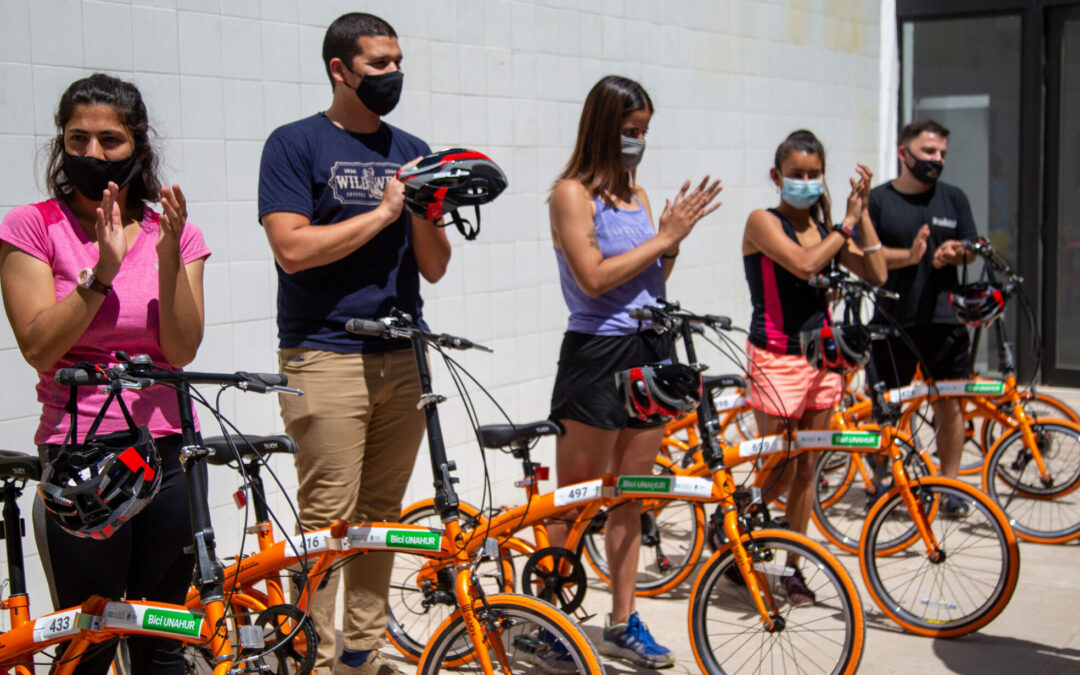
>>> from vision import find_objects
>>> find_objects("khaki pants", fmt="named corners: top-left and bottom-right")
top-left (278, 347), bottom-right (425, 673)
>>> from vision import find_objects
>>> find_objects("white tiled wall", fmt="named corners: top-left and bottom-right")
top-left (0, 0), bottom-right (890, 624)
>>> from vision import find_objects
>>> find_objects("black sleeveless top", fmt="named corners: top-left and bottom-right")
top-left (743, 209), bottom-right (830, 355)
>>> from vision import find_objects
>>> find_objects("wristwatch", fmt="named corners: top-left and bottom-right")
top-left (832, 222), bottom-right (853, 239)
top-left (78, 268), bottom-right (112, 296)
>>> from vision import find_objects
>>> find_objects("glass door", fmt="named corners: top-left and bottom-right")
top-left (1046, 7), bottom-right (1080, 384)
top-left (900, 15), bottom-right (1022, 376)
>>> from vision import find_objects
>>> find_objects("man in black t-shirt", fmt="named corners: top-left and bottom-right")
top-left (257, 13), bottom-right (450, 675)
top-left (868, 120), bottom-right (977, 508)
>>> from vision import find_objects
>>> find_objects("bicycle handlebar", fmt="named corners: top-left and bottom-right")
top-left (962, 237), bottom-right (1022, 282)
top-left (55, 360), bottom-right (297, 394)
top-left (629, 303), bottom-right (733, 332)
top-left (809, 272), bottom-right (899, 300)
top-left (345, 315), bottom-right (494, 353)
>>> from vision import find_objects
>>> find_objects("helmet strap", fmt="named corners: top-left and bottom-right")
top-left (450, 207), bottom-right (480, 241)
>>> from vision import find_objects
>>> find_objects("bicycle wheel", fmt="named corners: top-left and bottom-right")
top-left (688, 530), bottom-right (864, 675)
top-left (812, 439), bottom-right (934, 555)
top-left (981, 420), bottom-right (1080, 543)
top-left (582, 495), bottom-right (706, 596)
top-left (859, 477), bottom-right (1020, 637)
top-left (980, 392), bottom-right (1080, 454)
top-left (417, 594), bottom-right (602, 674)
top-left (387, 501), bottom-right (514, 662)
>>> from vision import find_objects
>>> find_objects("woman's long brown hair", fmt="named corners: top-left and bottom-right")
top-left (552, 75), bottom-right (653, 207)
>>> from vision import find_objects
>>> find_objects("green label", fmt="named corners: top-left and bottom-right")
top-left (142, 609), bottom-right (202, 637)
top-left (386, 530), bottom-right (441, 551)
top-left (618, 476), bottom-right (672, 493)
top-left (831, 432), bottom-right (880, 447)
top-left (965, 382), bottom-right (1004, 394)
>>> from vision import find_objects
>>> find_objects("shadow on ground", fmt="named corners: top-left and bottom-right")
top-left (933, 632), bottom-right (1080, 674)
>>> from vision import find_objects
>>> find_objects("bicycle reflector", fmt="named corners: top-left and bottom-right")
top-left (39, 426), bottom-right (161, 540)
top-left (949, 281), bottom-right (1008, 327)
top-left (397, 148), bottom-right (508, 241)
top-left (615, 363), bottom-right (703, 423)
top-left (800, 322), bottom-right (871, 374)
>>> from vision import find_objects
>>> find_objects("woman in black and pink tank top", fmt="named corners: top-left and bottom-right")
top-left (740, 130), bottom-right (886, 605)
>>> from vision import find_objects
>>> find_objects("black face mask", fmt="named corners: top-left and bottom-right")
top-left (905, 151), bottom-right (944, 185)
top-left (348, 69), bottom-right (404, 116)
top-left (62, 152), bottom-right (143, 201)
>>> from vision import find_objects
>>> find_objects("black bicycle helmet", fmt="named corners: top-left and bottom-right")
top-left (800, 322), bottom-right (871, 374)
top-left (397, 148), bottom-right (508, 241)
top-left (949, 281), bottom-right (1008, 327)
top-left (39, 425), bottom-right (161, 540)
top-left (615, 363), bottom-right (703, 423)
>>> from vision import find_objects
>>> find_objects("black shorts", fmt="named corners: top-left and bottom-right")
top-left (869, 323), bottom-right (972, 389)
top-left (550, 330), bottom-right (673, 430)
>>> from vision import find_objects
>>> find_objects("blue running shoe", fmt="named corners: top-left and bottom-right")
top-left (600, 612), bottom-right (675, 669)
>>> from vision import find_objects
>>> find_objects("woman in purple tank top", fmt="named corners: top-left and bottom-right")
top-left (546, 76), bottom-right (721, 670)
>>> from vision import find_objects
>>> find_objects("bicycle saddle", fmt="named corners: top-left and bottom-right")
top-left (703, 374), bottom-right (747, 393)
top-left (202, 435), bottom-right (298, 466)
top-left (0, 450), bottom-right (42, 481)
top-left (477, 420), bottom-right (564, 449)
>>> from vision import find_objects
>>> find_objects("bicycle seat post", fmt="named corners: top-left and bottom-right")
top-left (1, 481), bottom-right (27, 599)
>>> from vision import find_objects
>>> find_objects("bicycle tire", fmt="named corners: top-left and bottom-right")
top-left (859, 477), bottom-right (1020, 637)
top-left (688, 530), bottom-right (864, 675)
top-left (582, 495), bottom-right (706, 596)
top-left (812, 438), bottom-right (935, 555)
top-left (386, 501), bottom-right (514, 663)
top-left (981, 420), bottom-right (1080, 543)
top-left (980, 392), bottom-right (1080, 456)
top-left (417, 594), bottom-right (602, 674)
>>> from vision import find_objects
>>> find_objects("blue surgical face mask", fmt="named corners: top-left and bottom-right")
top-left (781, 177), bottom-right (824, 210)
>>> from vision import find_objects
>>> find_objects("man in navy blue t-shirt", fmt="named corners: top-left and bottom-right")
top-left (257, 12), bottom-right (450, 675)
top-left (868, 119), bottom-right (978, 516)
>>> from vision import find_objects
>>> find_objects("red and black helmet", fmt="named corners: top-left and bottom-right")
top-left (949, 281), bottom-right (1008, 327)
top-left (38, 425), bottom-right (161, 540)
top-left (800, 322), bottom-right (871, 374)
top-left (615, 363), bottom-right (703, 423)
top-left (397, 148), bottom-right (508, 241)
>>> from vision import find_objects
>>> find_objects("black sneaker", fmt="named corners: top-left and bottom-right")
top-left (782, 568), bottom-right (815, 606)
top-left (939, 495), bottom-right (971, 519)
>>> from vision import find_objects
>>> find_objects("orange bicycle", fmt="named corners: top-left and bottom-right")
top-left (0, 362), bottom-right (315, 675)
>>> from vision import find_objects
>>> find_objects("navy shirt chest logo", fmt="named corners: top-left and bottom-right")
top-left (930, 215), bottom-right (957, 229)
top-left (328, 161), bottom-right (399, 205)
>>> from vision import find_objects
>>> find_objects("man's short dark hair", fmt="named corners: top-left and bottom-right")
top-left (899, 119), bottom-right (950, 145)
top-left (322, 13), bottom-right (397, 87)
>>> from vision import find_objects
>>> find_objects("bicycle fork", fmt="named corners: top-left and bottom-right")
top-left (721, 503), bottom-right (783, 632)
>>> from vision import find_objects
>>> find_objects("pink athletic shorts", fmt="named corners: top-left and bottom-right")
top-left (744, 342), bottom-right (842, 419)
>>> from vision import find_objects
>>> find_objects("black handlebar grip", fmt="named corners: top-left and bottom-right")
top-left (345, 319), bottom-right (388, 338)
top-left (808, 275), bottom-right (832, 289)
top-left (55, 368), bottom-right (98, 385)
top-left (708, 315), bottom-right (733, 330)
top-left (628, 307), bottom-right (658, 321)
top-left (251, 373), bottom-right (288, 387)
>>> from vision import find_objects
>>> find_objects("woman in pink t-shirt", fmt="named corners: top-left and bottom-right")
top-left (0, 73), bottom-right (209, 674)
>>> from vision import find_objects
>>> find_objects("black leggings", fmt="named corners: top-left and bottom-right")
top-left (34, 435), bottom-right (198, 674)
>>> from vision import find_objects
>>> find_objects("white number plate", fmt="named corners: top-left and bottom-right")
top-left (553, 479), bottom-right (603, 507)
top-left (712, 395), bottom-right (745, 412)
top-left (33, 609), bottom-right (80, 643)
top-left (737, 435), bottom-right (788, 458)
